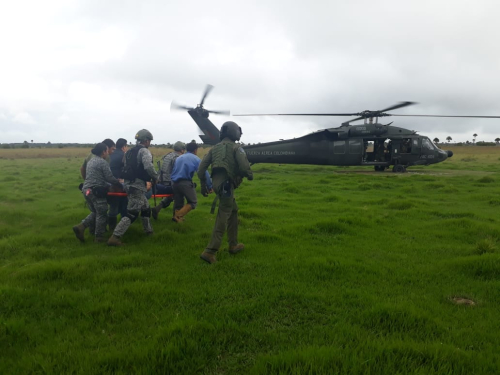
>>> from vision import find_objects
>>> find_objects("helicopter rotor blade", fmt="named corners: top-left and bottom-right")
top-left (390, 114), bottom-right (500, 119)
top-left (208, 109), bottom-right (230, 116)
top-left (170, 101), bottom-right (195, 112)
top-left (234, 113), bottom-right (358, 117)
top-left (378, 101), bottom-right (416, 113)
top-left (200, 84), bottom-right (214, 106)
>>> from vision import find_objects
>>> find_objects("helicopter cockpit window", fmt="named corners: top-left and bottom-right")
top-left (421, 138), bottom-right (435, 151)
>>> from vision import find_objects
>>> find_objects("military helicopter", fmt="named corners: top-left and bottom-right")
top-left (171, 85), bottom-right (500, 172)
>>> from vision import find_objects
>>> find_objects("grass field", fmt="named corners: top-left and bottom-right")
top-left (1, 146), bottom-right (499, 374)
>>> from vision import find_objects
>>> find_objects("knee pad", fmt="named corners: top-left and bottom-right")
top-left (125, 210), bottom-right (139, 223)
top-left (141, 207), bottom-right (151, 218)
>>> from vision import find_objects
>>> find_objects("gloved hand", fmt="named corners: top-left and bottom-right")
top-left (201, 183), bottom-right (209, 197)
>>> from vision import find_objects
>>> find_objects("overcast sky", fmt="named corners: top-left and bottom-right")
top-left (1, 0), bottom-right (499, 145)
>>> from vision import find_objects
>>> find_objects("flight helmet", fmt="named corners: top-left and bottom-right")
top-left (220, 121), bottom-right (242, 141)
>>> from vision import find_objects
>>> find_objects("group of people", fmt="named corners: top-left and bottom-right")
top-left (72, 121), bottom-right (253, 264)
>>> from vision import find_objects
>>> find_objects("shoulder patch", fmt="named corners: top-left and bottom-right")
top-left (238, 147), bottom-right (246, 154)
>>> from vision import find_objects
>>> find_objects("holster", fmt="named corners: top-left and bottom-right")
top-left (92, 186), bottom-right (109, 198)
top-left (210, 180), bottom-right (232, 214)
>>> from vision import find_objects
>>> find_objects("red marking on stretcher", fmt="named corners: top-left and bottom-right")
top-left (107, 192), bottom-right (173, 198)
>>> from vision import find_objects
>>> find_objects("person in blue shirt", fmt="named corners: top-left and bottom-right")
top-left (170, 141), bottom-right (212, 222)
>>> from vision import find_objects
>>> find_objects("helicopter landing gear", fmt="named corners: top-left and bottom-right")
top-left (374, 166), bottom-right (386, 172)
top-left (392, 164), bottom-right (406, 173)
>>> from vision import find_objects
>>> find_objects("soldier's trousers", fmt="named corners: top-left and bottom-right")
top-left (82, 192), bottom-right (108, 238)
top-left (113, 186), bottom-right (153, 237)
top-left (205, 193), bottom-right (239, 254)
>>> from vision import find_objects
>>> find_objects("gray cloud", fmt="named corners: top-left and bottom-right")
top-left (0, 0), bottom-right (499, 145)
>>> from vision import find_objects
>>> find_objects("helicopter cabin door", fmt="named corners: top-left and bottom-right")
top-left (411, 138), bottom-right (421, 156)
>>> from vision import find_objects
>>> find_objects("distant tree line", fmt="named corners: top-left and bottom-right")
top-left (433, 134), bottom-right (500, 146)
top-left (0, 141), bottom-right (214, 149)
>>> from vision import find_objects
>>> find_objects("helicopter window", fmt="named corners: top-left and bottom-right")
top-left (422, 138), bottom-right (434, 151)
top-left (334, 141), bottom-right (345, 154)
top-left (349, 139), bottom-right (362, 154)
top-left (401, 138), bottom-right (412, 153)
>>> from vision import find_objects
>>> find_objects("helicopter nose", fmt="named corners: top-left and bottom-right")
top-left (446, 150), bottom-right (453, 158)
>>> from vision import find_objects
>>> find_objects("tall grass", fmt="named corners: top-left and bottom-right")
top-left (0, 147), bottom-right (499, 373)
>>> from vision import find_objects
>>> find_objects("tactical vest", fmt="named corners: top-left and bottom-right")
top-left (211, 142), bottom-right (239, 180)
top-left (121, 145), bottom-right (152, 182)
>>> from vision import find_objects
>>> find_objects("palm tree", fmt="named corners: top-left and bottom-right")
top-left (433, 137), bottom-right (439, 144)
top-left (473, 133), bottom-right (478, 143)
top-left (446, 136), bottom-right (452, 143)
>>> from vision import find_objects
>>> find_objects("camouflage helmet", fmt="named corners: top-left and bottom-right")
top-left (135, 129), bottom-right (153, 142)
top-left (220, 121), bottom-right (242, 141)
top-left (173, 141), bottom-right (186, 151)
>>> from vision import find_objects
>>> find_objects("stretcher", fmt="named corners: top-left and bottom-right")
top-left (107, 192), bottom-right (173, 198)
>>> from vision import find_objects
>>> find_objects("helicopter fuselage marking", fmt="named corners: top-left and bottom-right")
top-left (247, 150), bottom-right (296, 156)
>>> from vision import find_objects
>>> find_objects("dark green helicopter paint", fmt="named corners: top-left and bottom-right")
top-left (172, 86), bottom-right (499, 173)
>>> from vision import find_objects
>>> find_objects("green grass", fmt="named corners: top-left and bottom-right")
top-left (1, 148), bottom-right (500, 373)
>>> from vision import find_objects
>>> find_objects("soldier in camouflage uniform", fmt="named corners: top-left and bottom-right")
top-left (151, 141), bottom-right (186, 220)
top-left (80, 138), bottom-right (116, 236)
top-left (80, 138), bottom-right (116, 180)
top-left (108, 129), bottom-right (159, 246)
top-left (198, 121), bottom-right (253, 264)
top-left (73, 143), bottom-right (121, 243)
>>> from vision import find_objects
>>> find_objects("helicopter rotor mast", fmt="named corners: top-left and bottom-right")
top-left (233, 101), bottom-right (417, 126)
top-left (345, 101), bottom-right (416, 125)
top-left (171, 84), bottom-right (230, 117)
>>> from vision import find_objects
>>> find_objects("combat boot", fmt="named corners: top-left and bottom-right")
top-left (173, 204), bottom-right (193, 223)
top-left (200, 251), bottom-right (217, 264)
top-left (108, 217), bottom-right (117, 232)
top-left (72, 223), bottom-right (86, 243)
top-left (229, 243), bottom-right (245, 254)
top-left (152, 204), bottom-right (162, 220)
top-left (107, 235), bottom-right (124, 246)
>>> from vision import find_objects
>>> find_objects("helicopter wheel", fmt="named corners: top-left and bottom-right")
top-left (374, 166), bottom-right (385, 172)
top-left (392, 164), bottom-right (406, 173)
